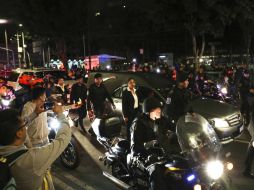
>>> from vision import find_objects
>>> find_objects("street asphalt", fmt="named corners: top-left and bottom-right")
top-left (51, 118), bottom-right (254, 190)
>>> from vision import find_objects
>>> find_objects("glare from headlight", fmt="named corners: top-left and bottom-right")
top-left (194, 184), bottom-right (202, 190)
top-left (221, 87), bottom-right (227, 94)
top-left (2, 99), bottom-right (10, 106)
top-left (213, 118), bottom-right (228, 128)
top-left (206, 160), bottom-right (224, 180)
top-left (49, 119), bottom-right (60, 130)
top-left (226, 162), bottom-right (233, 171)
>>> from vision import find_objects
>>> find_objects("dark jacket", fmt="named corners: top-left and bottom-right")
top-left (169, 86), bottom-right (191, 122)
top-left (131, 113), bottom-right (170, 155)
top-left (87, 83), bottom-right (114, 110)
top-left (195, 73), bottom-right (207, 94)
top-left (239, 77), bottom-right (253, 98)
top-left (70, 82), bottom-right (87, 104)
top-left (122, 89), bottom-right (140, 119)
top-left (55, 85), bottom-right (69, 103)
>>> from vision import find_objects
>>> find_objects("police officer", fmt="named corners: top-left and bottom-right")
top-left (70, 75), bottom-right (87, 133)
top-left (131, 96), bottom-right (173, 190)
top-left (87, 73), bottom-right (115, 135)
top-left (195, 65), bottom-right (207, 95)
top-left (239, 70), bottom-right (254, 127)
top-left (169, 71), bottom-right (191, 125)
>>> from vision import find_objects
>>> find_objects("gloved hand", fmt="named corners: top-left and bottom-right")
top-left (144, 140), bottom-right (159, 149)
top-left (146, 154), bottom-right (158, 164)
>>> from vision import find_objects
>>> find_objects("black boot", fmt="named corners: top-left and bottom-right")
top-left (79, 117), bottom-right (87, 134)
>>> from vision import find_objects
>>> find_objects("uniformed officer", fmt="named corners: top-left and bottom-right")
top-left (168, 72), bottom-right (191, 125)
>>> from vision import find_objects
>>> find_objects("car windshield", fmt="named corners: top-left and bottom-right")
top-left (8, 72), bottom-right (20, 82)
top-left (176, 113), bottom-right (221, 160)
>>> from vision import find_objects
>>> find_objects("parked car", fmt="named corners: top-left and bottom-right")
top-left (88, 71), bottom-right (244, 144)
top-left (6, 68), bottom-right (76, 90)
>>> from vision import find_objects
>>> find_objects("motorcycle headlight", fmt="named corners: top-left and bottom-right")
top-left (2, 99), bottom-right (10, 106)
top-left (213, 118), bottom-right (229, 128)
top-left (206, 160), bottom-right (224, 180)
top-left (49, 118), bottom-right (60, 130)
top-left (221, 87), bottom-right (228, 94)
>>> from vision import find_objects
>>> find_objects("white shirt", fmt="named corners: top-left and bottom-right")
top-left (128, 87), bottom-right (139, 109)
top-left (57, 84), bottom-right (65, 92)
top-left (21, 101), bottom-right (49, 146)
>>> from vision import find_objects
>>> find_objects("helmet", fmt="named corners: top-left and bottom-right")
top-left (177, 72), bottom-right (188, 83)
top-left (143, 97), bottom-right (162, 113)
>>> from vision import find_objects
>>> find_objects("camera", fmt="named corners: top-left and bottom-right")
top-left (44, 102), bottom-right (54, 110)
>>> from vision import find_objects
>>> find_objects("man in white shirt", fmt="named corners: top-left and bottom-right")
top-left (21, 87), bottom-right (49, 147)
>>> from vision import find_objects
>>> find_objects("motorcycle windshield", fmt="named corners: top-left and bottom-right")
top-left (176, 113), bottom-right (221, 160)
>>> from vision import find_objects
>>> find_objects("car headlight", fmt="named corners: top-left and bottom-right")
top-left (2, 99), bottom-right (10, 106)
top-left (206, 160), bottom-right (224, 180)
top-left (49, 118), bottom-right (60, 130)
top-left (213, 118), bottom-right (229, 128)
top-left (220, 87), bottom-right (227, 94)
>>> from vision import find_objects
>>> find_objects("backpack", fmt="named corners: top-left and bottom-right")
top-left (0, 149), bottom-right (27, 190)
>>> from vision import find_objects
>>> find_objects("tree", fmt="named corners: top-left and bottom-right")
top-left (157, 0), bottom-right (231, 69)
top-left (9, 0), bottom-right (89, 69)
top-left (233, 0), bottom-right (254, 64)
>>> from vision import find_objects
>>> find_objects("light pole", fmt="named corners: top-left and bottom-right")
top-left (4, 30), bottom-right (9, 67)
top-left (16, 33), bottom-right (21, 68)
top-left (22, 32), bottom-right (26, 68)
top-left (82, 33), bottom-right (86, 58)
top-left (0, 19), bottom-right (10, 68)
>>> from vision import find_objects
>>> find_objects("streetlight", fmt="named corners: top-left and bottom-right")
top-left (0, 19), bottom-right (8, 24)
top-left (0, 19), bottom-right (10, 68)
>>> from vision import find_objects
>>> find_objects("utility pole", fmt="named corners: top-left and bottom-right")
top-left (16, 33), bottom-right (21, 68)
top-left (4, 30), bottom-right (9, 67)
top-left (48, 46), bottom-right (51, 65)
top-left (22, 32), bottom-right (26, 68)
top-left (82, 33), bottom-right (86, 58)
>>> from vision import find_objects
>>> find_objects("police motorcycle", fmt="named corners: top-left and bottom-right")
top-left (46, 97), bottom-right (80, 169)
top-left (201, 81), bottom-right (237, 106)
top-left (92, 112), bottom-right (234, 190)
top-left (176, 113), bottom-right (234, 190)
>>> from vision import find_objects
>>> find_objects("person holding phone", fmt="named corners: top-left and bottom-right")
top-left (21, 87), bottom-right (49, 147)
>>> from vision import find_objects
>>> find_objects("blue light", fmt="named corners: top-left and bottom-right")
top-left (187, 174), bottom-right (195, 182)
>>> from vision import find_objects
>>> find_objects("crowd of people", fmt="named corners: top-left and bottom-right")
top-left (1, 62), bottom-right (254, 189)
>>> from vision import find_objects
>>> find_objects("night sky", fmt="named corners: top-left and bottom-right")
top-left (0, 0), bottom-right (253, 62)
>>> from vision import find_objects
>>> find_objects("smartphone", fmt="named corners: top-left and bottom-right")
top-left (44, 102), bottom-right (54, 110)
